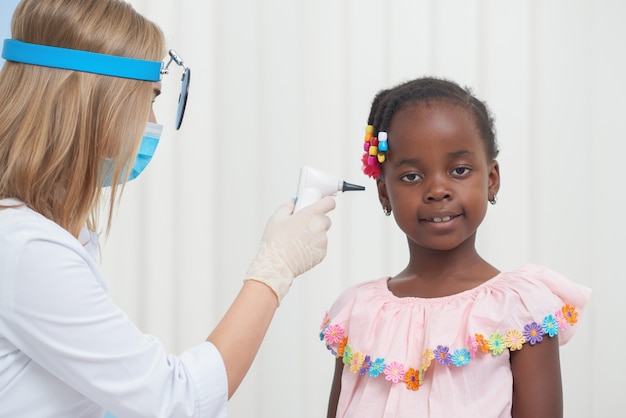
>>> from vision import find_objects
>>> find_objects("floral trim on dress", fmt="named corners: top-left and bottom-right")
top-left (319, 304), bottom-right (580, 392)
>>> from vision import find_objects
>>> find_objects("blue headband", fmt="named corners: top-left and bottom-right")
top-left (1, 39), bottom-right (161, 81)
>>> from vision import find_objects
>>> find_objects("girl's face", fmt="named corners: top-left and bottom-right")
top-left (377, 100), bottom-right (500, 253)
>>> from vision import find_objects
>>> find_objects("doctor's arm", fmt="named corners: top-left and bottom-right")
top-left (207, 196), bottom-right (335, 398)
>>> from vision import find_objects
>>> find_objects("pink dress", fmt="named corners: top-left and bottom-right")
top-left (320, 264), bottom-right (591, 418)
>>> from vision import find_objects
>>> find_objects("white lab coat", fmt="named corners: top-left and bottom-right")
top-left (0, 199), bottom-right (228, 417)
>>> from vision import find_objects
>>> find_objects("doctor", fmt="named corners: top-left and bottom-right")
top-left (0, 0), bottom-right (335, 416)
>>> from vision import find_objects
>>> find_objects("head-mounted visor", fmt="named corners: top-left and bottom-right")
top-left (1, 39), bottom-right (190, 129)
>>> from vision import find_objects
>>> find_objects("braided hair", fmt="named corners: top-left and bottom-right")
top-left (362, 77), bottom-right (499, 178)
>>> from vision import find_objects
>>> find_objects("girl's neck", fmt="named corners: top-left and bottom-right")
top-left (390, 241), bottom-right (499, 298)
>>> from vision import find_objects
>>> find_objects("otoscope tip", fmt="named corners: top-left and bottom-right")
top-left (342, 181), bottom-right (366, 192)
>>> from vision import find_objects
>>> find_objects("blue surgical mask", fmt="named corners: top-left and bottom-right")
top-left (103, 122), bottom-right (163, 186)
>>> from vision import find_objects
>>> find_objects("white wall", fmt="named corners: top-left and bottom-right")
top-left (4, 0), bottom-right (619, 416)
top-left (0, 0), bottom-right (20, 67)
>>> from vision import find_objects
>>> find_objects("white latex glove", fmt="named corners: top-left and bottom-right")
top-left (244, 196), bottom-right (336, 305)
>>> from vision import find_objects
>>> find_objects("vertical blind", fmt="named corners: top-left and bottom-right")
top-left (97, 1), bottom-right (624, 416)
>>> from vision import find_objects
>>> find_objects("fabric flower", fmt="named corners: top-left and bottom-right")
top-left (433, 345), bottom-right (452, 366)
top-left (342, 345), bottom-right (352, 366)
top-left (505, 329), bottom-right (525, 351)
top-left (349, 352), bottom-right (365, 374)
top-left (542, 314), bottom-right (559, 338)
top-left (384, 361), bottom-right (406, 383)
top-left (467, 335), bottom-right (478, 357)
top-left (421, 348), bottom-right (435, 370)
top-left (523, 322), bottom-right (545, 345)
top-left (320, 312), bottom-right (330, 329)
top-left (554, 310), bottom-right (569, 331)
top-left (337, 337), bottom-right (348, 358)
top-left (319, 314), bottom-right (331, 340)
top-left (451, 348), bottom-right (471, 367)
top-left (326, 344), bottom-right (337, 357)
top-left (324, 324), bottom-right (344, 345)
top-left (488, 333), bottom-right (506, 355)
top-left (359, 355), bottom-right (371, 377)
top-left (369, 358), bottom-right (386, 378)
top-left (562, 304), bottom-right (579, 325)
top-left (404, 368), bottom-right (420, 391)
top-left (475, 334), bottom-right (490, 354)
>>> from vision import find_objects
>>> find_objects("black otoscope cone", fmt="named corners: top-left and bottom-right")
top-left (342, 181), bottom-right (366, 192)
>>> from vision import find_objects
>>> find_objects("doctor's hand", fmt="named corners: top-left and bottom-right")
top-left (244, 196), bottom-right (336, 305)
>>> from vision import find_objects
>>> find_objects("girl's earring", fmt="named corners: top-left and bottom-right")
top-left (489, 194), bottom-right (498, 205)
top-left (383, 206), bottom-right (391, 216)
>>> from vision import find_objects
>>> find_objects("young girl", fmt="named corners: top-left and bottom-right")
top-left (320, 77), bottom-right (591, 418)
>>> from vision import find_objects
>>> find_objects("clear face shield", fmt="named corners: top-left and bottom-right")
top-left (1, 39), bottom-right (192, 184)
top-left (1, 39), bottom-right (191, 129)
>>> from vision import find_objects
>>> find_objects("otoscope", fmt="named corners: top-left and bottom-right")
top-left (294, 166), bottom-right (365, 212)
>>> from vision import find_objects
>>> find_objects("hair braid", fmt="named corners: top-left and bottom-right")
top-left (361, 77), bottom-right (499, 179)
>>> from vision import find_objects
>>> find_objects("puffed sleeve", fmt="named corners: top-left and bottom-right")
top-left (463, 264), bottom-right (592, 347)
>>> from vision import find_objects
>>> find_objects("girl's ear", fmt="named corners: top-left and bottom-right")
top-left (488, 160), bottom-right (500, 198)
top-left (377, 175), bottom-right (390, 212)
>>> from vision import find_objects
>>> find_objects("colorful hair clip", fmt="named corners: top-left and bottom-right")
top-left (361, 125), bottom-right (387, 178)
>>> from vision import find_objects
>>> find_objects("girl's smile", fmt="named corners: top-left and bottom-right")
top-left (421, 213), bottom-right (462, 224)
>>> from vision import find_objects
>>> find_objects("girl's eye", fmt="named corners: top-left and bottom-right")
top-left (400, 173), bottom-right (422, 182)
top-left (452, 167), bottom-right (471, 176)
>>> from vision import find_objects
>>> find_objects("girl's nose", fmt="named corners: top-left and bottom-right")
top-left (423, 175), bottom-right (452, 202)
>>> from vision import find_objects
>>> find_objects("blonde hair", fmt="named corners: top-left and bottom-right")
top-left (0, 0), bottom-right (165, 237)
